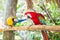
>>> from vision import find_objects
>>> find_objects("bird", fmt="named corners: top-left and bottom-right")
top-left (6, 16), bottom-right (15, 27)
top-left (6, 16), bottom-right (26, 27)
top-left (25, 12), bottom-right (49, 40)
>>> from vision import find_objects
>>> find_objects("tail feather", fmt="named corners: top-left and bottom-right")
top-left (41, 31), bottom-right (49, 40)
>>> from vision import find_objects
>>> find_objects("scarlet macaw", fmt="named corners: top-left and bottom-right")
top-left (25, 12), bottom-right (49, 40)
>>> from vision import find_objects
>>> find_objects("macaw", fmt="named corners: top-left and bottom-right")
top-left (6, 16), bottom-right (26, 27)
top-left (6, 16), bottom-right (15, 26)
top-left (25, 12), bottom-right (49, 40)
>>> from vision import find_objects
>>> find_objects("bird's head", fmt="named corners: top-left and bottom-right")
top-left (25, 12), bottom-right (37, 19)
top-left (6, 16), bottom-right (18, 26)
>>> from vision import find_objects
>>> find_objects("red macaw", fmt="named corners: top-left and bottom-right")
top-left (25, 12), bottom-right (49, 40)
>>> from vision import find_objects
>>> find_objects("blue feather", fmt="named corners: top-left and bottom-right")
top-left (14, 19), bottom-right (26, 25)
top-left (18, 19), bottom-right (26, 23)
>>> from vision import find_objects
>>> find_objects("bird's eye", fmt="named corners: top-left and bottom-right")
top-left (27, 16), bottom-right (30, 18)
top-left (12, 18), bottom-right (14, 21)
top-left (27, 14), bottom-right (32, 18)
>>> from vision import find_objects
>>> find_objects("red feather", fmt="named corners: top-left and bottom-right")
top-left (37, 13), bottom-right (45, 19)
top-left (25, 12), bottom-right (49, 40)
top-left (25, 12), bottom-right (42, 25)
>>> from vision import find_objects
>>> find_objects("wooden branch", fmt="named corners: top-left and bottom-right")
top-left (0, 25), bottom-right (60, 32)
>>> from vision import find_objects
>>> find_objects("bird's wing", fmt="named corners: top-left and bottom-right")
top-left (37, 13), bottom-right (46, 25)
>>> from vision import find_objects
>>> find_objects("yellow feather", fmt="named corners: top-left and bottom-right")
top-left (6, 16), bottom-right (14, 26)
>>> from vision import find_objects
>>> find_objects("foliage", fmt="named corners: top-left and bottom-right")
top-left (45, 1), bottom-right (60, 40)
top-left (46, 1), bottom-right (60, 25)
top-left (0, 0), bottom-right (60, 40)
top-left (16, 0), bottom-right (60, 40)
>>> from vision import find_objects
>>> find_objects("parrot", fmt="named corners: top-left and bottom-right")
top-left (6, 16), bottom-right (15, 27)
top-left (25, 12), bottom-right (49, 40)
top-left (6, 16), bottom-right (26, 27)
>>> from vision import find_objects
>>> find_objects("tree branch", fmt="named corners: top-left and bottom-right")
top-left (0, 25), bottom-right (60, 32)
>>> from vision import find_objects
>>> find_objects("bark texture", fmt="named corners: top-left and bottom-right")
top-left (56, 0), bottom-right (60, 8)
top-left (26, 0), bottom-right (33, 9)
top-left (3, 0), bottom-right (17, 40)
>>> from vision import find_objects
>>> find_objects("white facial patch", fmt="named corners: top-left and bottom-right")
top-left (27, 14), bottom-right (32, 18)
top-left (14, 19), bottom-right (18, 22)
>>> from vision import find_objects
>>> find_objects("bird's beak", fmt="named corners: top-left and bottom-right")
top-left (24, 15), bottom-right (28, 19)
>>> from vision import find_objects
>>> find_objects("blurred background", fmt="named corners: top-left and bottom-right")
top-left (0, 0), bottom-right (60, 40)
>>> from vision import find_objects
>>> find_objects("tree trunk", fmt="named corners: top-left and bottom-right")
top-left (56, 0), bottom-right (60, 8)
top-left (26, 0), bottom-right (33, 9)
top-left (46, 0), bottom-right (51, 3)
top-left (3, 0), bottom-right (17, 40)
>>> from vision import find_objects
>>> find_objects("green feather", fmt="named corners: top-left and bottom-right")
top-left (38, 17), bottom-right (46, 25)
